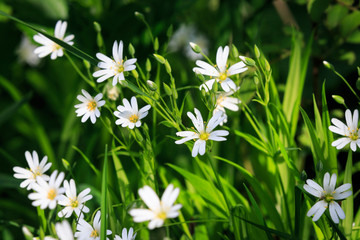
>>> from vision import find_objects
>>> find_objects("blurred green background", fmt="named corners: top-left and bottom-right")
top-left (1, 0), bottom-right (360, 238)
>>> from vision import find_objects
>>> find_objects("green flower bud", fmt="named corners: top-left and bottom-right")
top-left (132, 69), bottom-right (139, 79)
top-left (231, 45), bottom-right (239, 58)
top-left (189, 42), bottom-right (202, 53)
top-left (134, 11), bottom-right (145, 21)
top-left (134, 128), bottom-right (143, 142)
top-left (163, 82), bottom-right (172, 96)
top-left (165, 60), bottom-right (172, 74)
top-left (147, 80), bottom-right (158, 91)
top-left (128, 43), bottom-right (135, 56)
top-left (153, 54), bottom-right (165, 64)
top-left (240, 56), bottom-right (256, 66)
top-left (93, 21), bottom-right (101, 32)
top-left (154, 37), bottom-right (159, 51)
top-left (83, 60), bottom-right (91, 69)
top-left (254, 44), bottom-right (261, 59)
top-left (264, 59), bottom-right (271, 72)
top-left (323, 61), bottom-right (334, 71)
top-left (332, 95), bottom-right (345, 105)
top-left (146, 58), bottom-right (151, 72)
top-left (61, 158), bottom-right (70, 171)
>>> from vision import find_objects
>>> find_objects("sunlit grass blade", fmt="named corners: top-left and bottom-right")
top-left (233, 129), bottom-right (270, 156)
top-left (0, 75), bottom-right (57, 168)
top-left (0, 92), bottom-right (31, 126)
top-left (100, 145), bottom-right (108, 240)
top-left (243, 184), bottom-right (272, 240)
top-left (167, 163), bottom-right (228, 218)
top-left (0, 10), bottom-right (98, 65)
top-left (72, 145), bottom-right (100, 175)
top-left (342, 150), bottom-right (353, 238)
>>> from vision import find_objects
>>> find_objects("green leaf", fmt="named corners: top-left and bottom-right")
top-left (342, 150), bottom-right (353, 238)
top-left (0, 92), bottom-right (31, 126)
top-left (346, 30), bottom-right (360, 44)
top-left (326, 5), bottom-right (348, 29)
top-left (340, 11), bottom-right (360, 36)
top-left (307, 0), bottom-right (330, 21)
top-left (167, 163), bottom-right (228, 219)
top-left (100, 145), bottom-right (108, 240)
top-left (72, 146), bottom-right (100, 175)
top-left (27, 0), bottom-right (68, 19)
top-left (0, 10), bottom-right (97, 65)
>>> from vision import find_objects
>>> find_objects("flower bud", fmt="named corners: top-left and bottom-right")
top-left (264, 59), bottom-right (271, 72)
top-left (153, 54), bottom-right (165, 64)
top-left (323, 61), bottom-right (334, 71)
top-left (239, 56), bottom-right (256, 66)
top-left (254, 44), bottom-right (261, 59)
top-left (165, 60), bottom-right (172, 74)
top-left (134, 11), bottom-right (145, 21)
top-left (154, 37), bottom-right (159, 52)
top-left (107, 85), bottom-right (120, 101)
top-left (147, 80), bottom-right (158, 91)
top-left (231, 45), bottom-right (239, 58)
top-left (189, 42), bottom-right (202, 53)
top-left (61, 158), bottom-right (70, 171)
top-left (163, 82), bottom-right (172, 96)
top-left (332, 95), bottom-right (345, 105)
top-left (93, 21), bottom-right (101, 32)
top-left (146, 58), bottom-right (151, 72)
top-left (132, 69), bottom-right (139, 79)
top-left (128, 43), bottom-right (135, 56)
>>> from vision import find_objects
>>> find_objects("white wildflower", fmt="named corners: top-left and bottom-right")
top-left (74, 89), bottom-right (106, 124)
top-left (114, 227), bottom-right (137, 240)
top-left (74, 211), bottom-right (112, 240)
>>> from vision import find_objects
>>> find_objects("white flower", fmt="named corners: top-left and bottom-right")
top-left (93, 40), bottom-right (137, 86)
top-left (57, 179), bottom-right (93, 218)
top-left (74, 89), bottom-right (106, 124)
top-left (75, 211), bottom-right (112, 240)
top-left (33, 20), bottom-right (74, 60)
top-left (193, 46), bottom-right (247, 92)
top-left (129, 184), bottom-right (182, 230)
top-left (303, 172), bottom-right (352, 223)
top-left (16, 36), bottom-right (41, 66)
top-left (28, 170), bottom-right (65, 209)
top-left (13, 151), bottom-right (52, 190)
top-left (329, 109), bottom-right (360, 151)
top-left (114, 227), bottom-right (137, 240)
top-left (114, 96), bottom-right (151, 129)
top-left (175, 108), bottom-right (229, 157)
top-left (107, 85), bottom-right (120, 101)
top-left (55, 220), bottom-right (74, 240)
top-left (213, 88), bottom-right (241, 126)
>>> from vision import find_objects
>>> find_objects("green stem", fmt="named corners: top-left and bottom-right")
top-left (333, 70), bottom-right (360, 101)
top-left (65, 53), bottom-right (96, 89)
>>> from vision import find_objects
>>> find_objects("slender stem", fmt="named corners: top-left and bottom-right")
top-left (334, 70), bottom-right (360, 101)
top-left (65, 53), bottom-right (96, 89)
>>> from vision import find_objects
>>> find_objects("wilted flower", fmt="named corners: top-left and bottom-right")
top-left (114, 96), bottom-right (151, 129)
top-left (193, 46), bottom-right (247, 92)
top-left (74, 89), bottom-right (106, 124)
top-left (175, 108), bottom-right (229, 157)
top-left (329, 109), bottom-right (360, 151)
top-left (303, 172), bottom-right (352, 223)
top-left (93, 40), bottom-right (137, 86)
top-left (13, 151), bottom-right (51, 190)
top-left (33, 20), bottom-right (74, 60)
top-left (129, 184), bottom-right (182, 229)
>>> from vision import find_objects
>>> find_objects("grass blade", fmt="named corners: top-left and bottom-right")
top-left (100, 144), bottom-right (108, 240)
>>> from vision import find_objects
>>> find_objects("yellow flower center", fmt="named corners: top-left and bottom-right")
top-left (219, 72), bottom-right (227, 82)
top-left (30, 167), bottom-right (42, 179)
top-left (129, 114), bottom-right (139, 123)
top-left (157, 211), bottom-right (167, 220)
top-left (52, 43), bottom-right (61, 51)
top-left (90, 230), bottom-right (99, 238)
top-left (87, 100), bottom-right (97, 111)
top-left (199, 132), bottom-right (210, 140)
top-left (71, 199), bottom-right (79, 208)
top-left (348, 128), bottom-right (359, 140)
top-left (47, 189), bottom-right (56, 200)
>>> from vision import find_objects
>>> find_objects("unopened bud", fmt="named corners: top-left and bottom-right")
top-left (332, 95), bottom-right (345, 105)
top-left (153, 54), bottom-right (165, 64)
top-left (146, 58), bottom-right (151, 72)
top-left (22, 226), bottom-right (33, 240)
top-left (165, 60), bottom-right (172, 74)
top-left (189, 42), bottom-right (201, 53)
top-left (132, 69), bottom-right (139, 79)
top-left (254, 45), bottom-right (260, 59)
top-left (93, 21), bottom-right (101, 32)
top-left (163, 82), bottom-right (172, 96)
top-left (128, 43), bottom-right (135, 56)
top-left (61, 158), bottom-right (70, 171)
top-left (323, 61), bottom-right (334, 71)
top-left (231, 45), bottom-right (239, 58)
top-left (83, 60), bottom-right (91, 69)
top-left (134, 11), bottom-right (145, 21)
top-left (239, 56), bottom-right (256, 66)
top-left (264, 59), bottom-right (271, 72)
top-left (134, 128), bottom-right (143, 142)
top-left (147, 80), bottom-right (157, 91)
top-left (154, 37), bottom-right (159, 51)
